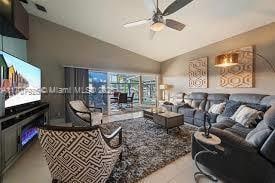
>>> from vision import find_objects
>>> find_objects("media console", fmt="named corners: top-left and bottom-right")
top-left (0, 102), bottom-right (49, 180)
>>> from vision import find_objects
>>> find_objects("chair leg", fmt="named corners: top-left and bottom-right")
top-left (52, 179), bottom-right (58, 183)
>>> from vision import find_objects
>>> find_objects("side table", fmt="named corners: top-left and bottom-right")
top-left (193, 131), bottom-right (222, 182)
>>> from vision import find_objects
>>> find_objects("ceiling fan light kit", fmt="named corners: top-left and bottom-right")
top-left (151, 22), bottom-right (165, 32)
top-left (123, 0), bottom-right (194, 39)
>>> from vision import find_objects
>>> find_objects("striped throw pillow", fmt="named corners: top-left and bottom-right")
top-left (208, 102), bottom-right (226, 114)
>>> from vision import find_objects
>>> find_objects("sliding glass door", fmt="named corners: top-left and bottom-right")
top-left (109, 73), bottom-right (140, 104)
top-left (88, 70), bottom-right (158, 114)
top-left (142, 75), bottom-right (157, 106)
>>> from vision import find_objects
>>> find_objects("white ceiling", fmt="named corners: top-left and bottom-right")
top-left (23, 0), bottom-right (275, 62)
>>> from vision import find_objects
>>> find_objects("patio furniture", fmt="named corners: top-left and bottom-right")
top-left (67, 100), bottom-right (103, 127)
top-left (127, 93), bottom-right (135, 107)
top-left (110, 92), bottom-right (120, 103)
top-left (39, 125), bottom-right (122, 183)
top-left (118, 93), bottom-right (128, 109)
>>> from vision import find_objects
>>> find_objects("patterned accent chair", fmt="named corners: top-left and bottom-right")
top-left (68, 100), bottom-right (103, 127)
top-left (39, 125), bottom-right (122, 183)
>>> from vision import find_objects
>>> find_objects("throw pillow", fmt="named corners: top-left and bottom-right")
top-left (231, 105), bottom-right (264, 128)
top-left (245, 103), bottom-right (270, 113)
top-left (208, 102), bottom-right (226, 114)
top-left (246, 121), bottom-right (272, 148)
top-left (245, 103), bottom-right (270, 123)
top-left (222, 100), bottom-right (242, 117)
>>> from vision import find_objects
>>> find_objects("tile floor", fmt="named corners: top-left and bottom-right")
top-left (3, 112), bottom-right (219, 183)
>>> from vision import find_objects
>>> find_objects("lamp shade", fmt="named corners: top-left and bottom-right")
top-left (215, 53), bottom-right (239, 67)
top-left (159, 84), bottom-right (168, 90)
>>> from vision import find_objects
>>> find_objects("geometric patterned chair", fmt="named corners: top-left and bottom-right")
top-left (38, 125), bottom-right (122, 183)
top-left (67, 100), bottom-right (103, 127)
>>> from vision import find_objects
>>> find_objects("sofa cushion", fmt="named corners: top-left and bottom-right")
top-left (178, 107), bottom-right (196, 117)
top-left (246, 103), bottom-right (270, 124)
top-left (260, 131), bottom-right (275, 164)
top-left (184, 117), bottom-right (194, 125)
top-left (205, 93), bottom-right (229, 111)
top-left (216, 115), bottom-right (232, 123)
top-left (212, 119), bottom-right (236, 130)
top-left (263, 105), bottom-right (275, 130)
top-left (193, 110), bottom-right (205, 127)
top-left (209, 113), bottom-right (219, 123)
top-left (229, 93), bottom-right (267, 104)
top-left (231, 105), bottom-right (263, 128)
top-left (208, 102), bottom-right (226, 114)
top-left (194, 118), bottom-right (204, 127)
top-left (194, 110), bottom-right (205, 121)
top-left (222, 100), bottom-right (242, 117)
top-left (246, 121), bottom-right (272, 148)
top-left (260, 95), bottom-right (275, 106)
top-left (225, 123), bottom-right (253, 138)
top-left (184, 92), bottom-right (207, 110)
top-left (245, 103), bottom-right (270, 113)
top-left (172, 103), bottom-right (187, 113)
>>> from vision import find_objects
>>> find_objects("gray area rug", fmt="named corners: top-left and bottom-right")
top-left (100, 117), bottom-right (197, 183)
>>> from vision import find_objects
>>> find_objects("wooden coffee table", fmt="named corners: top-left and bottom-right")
top-left (143, 109), bottom-right (184, 133)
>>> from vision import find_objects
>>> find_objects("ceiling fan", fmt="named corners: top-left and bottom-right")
top-left (123, 0), bottom-right (194, 39)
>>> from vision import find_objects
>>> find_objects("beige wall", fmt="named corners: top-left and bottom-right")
top-left (27, 15), bottom-right (160, 119)
top-left (161, 23), bottom-right (275, 98)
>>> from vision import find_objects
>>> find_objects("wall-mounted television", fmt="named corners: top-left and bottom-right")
top-left (0, 51), bottom-right (41, 108)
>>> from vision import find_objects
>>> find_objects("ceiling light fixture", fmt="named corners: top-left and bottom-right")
top-left (150, 22), bottom-right (165, 32)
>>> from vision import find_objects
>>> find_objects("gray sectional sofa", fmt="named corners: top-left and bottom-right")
top-left (162, 92), bottom-right (275, 183)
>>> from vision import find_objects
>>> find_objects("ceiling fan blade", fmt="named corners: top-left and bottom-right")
top-left (149, 30), bottom-right (156, 40)
top-left (123, 19), bottom-right (151, 28)
top-left (144, 0), bottom-right (157, 15)
top-left (165, 19), bottom-right (185, 31)
top-left (163, 0), bottom-right (194, 16)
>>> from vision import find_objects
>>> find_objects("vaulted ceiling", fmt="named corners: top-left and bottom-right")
top-left (23, 0), bottom-right (275, 61)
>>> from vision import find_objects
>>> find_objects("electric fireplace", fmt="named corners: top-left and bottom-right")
top-left (21, 125), bottom-right (38, 147)
top-left (21, 114), bottom-right (44, 148)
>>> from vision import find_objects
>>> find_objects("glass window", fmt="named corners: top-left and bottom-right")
top-left (142, 75), bottom-right (157, 106)
top-left (89, 71), bottom-right (108, 112)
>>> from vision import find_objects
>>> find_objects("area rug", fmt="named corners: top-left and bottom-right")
top-left (100, 117), bottom-right (197, 183)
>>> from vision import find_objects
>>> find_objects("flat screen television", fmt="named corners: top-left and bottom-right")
top-left (0, 51), bottom-right (41, 108)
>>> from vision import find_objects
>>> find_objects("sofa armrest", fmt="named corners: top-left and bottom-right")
top-left (260, 130), bottom-right (275, 164)
top-left (199, 127), bottom-right (257, 153)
